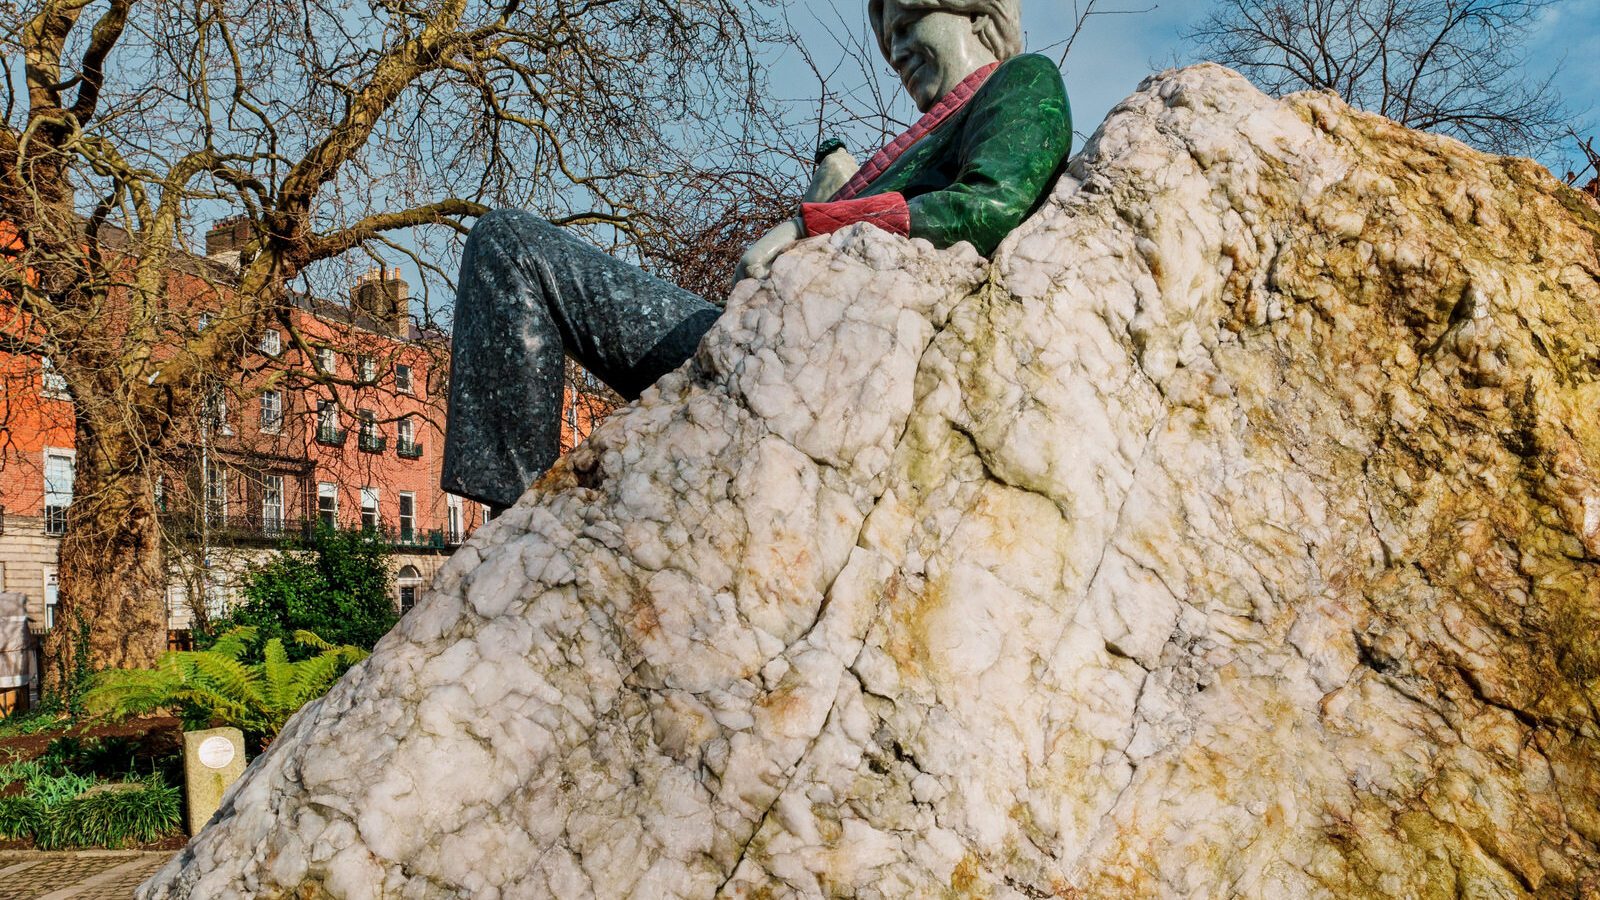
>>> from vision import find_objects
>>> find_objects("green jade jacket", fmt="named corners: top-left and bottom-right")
top-left (801, 53), bottom-right (1072, 256)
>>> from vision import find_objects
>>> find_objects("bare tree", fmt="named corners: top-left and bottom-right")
top-left (1185, 0), bottom-right (1573, 156)
top-left (0, 0), bottom-right (784, 679)
top-left (1564, 132), bottom-right (1599, 198)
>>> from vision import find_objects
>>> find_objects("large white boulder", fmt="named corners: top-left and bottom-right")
top-left (142, 64), bottom-right (1600, 898)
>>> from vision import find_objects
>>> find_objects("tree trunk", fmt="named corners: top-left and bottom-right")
top-left (42, 422), bottom-right (166, 690)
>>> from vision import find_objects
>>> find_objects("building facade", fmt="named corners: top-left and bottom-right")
top-left (0, 219), bottom-right (608, 634)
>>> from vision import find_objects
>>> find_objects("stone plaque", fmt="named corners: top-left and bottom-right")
top-left (183, 727), bottom-right (246, 836)
top-left (198, 735), bottom-right (236, 769)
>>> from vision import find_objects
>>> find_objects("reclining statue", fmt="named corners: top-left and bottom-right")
top-left (442, 0), bottom-right (1070, 511)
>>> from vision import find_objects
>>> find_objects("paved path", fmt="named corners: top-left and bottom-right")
top-left (0, 851), bottom-right (171, 900)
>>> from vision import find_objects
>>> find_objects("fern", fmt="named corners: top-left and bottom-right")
top-left (206, 626), bottom-right (259, 661)
top-left (83, 627), bottom-right (368, 740)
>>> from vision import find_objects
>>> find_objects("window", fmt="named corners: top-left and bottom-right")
top-left (262, 475), bottom-right (284, 535)
top-left (446, 495), bottom-right (462, 544)
top-left (43, 449), bottom-right (74, 535)
top-left (398, 492), bottom-right (415, 543)
top-left (360, 486), bottom-right (380, 531)
top-left (44, 569), bottom-right (58, 630)
top-left (480, 502), bottom-right (492, 525)
top-left (316, 401), bottom-right (343, 445)
top-left (198, 312), bottom-right (211, 331)
top-left (260, 390), bottom-right (283, 433)
top-left (359, 355), bottom-right (377, 383)
top-left (316, 347), bottom-right (336, 375)
top-left (206, 390), bottom-right (232, 436)
top-left (39, 357), bottom-right (69, 399)
top-left (397, 416), bottom-right (420, 457)
top-left (259, 329), bottom-right (281, 356)
top-left (357, 409), bottom-right (384, 452)
top-left (205, 462), bottom-right (227, 525)
top-left (154, 474), bottom-right (165, 512)
top-left (396, 565), bottom-right (422, 615)
top-left (395, 364), bottom-right (413, 393)
top-left (317, 482), bottom-right (338, 528)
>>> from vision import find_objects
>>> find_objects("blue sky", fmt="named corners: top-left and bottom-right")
top-left (392, 1), bottom-right (1600, 319)
top-left (775, 0), bottom-right (1600, 178)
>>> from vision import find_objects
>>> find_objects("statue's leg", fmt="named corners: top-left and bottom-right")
top-left (441, 210), bottom-right (719, 510)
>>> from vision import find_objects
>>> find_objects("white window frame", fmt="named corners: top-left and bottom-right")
top-left (43, 448), bottom-right (74, 536)
top-left (398, 491), bottom-right (415, 543)
top-left (360, 486), bottom-right (380, 531)
top-left (259, 389), bottom-right (283, 434)
top-left (396, 565), bottom-right (422, 615)
top-left (259, 329), bottom-right (281, 356)
top-left (207, 390), bottom-right (233, 436)
top-left (359, 355), bottom-right (377, 383)
top-left (205, 462), bottom-right (228, 525)
top-left (44, 568), bottom-right (58, 630)
top-left (317, 481), bottom-right (338, 528)
top-left (316, 347), bottom-right (336, 375)
top-left (395, 363), bottom-right (413, 393)
top-left (39, 357), bottom-right (70, 400)
top-left (261, 474), bottom-right (284, 535)
top-left (446, 495), bottom-right (462, 544)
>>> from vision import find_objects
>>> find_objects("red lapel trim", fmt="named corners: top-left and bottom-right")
top-left (830, 62), bottom-right (1000, 203)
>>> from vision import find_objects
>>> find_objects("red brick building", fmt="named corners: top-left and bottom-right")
top-left (0, 219), bottom-right (604, 633)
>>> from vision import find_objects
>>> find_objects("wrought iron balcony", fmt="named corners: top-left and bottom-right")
top-left (315, 425), bottom-right (347, 446)
top-left (397, 440), bottom-right (423, 459)
top-left (358, 432), bottom-right (386, 453)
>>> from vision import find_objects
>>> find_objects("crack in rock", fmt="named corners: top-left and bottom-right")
top-left (143, 64), bottom-right (1600, 899)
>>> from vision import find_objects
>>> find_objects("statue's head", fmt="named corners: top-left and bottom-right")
top-left (868, 0), bottom-right (1023, 111)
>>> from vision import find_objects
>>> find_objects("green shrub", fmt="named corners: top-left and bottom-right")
top-left (0, 760), bottom-right (181, 848)
top-left (0, 708), bottom-right (71, 738)
top-left (22, 768), bottom-right (97, 806)
top-left (0, 756), bottom-right (48, 787)
top-left (204, 525), bottom-right (397, 659)
top-left (31, 776), bottom-right (181, 850)
top-left (84, 627), bottom-right (368, 740)
top-left (0, 796), bottom-right (42, 839)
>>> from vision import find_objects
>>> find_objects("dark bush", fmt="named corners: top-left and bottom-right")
top-left (204, 524), bottom-right (397, 660)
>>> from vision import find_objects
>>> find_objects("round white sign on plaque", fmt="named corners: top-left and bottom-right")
top-left (198, 735), bottom-right (237, 769)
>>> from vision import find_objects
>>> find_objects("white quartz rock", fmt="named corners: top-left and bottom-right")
top-left (142, 64), bottom-right (1600, 899)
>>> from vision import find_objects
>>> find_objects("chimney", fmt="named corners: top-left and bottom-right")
top-left (351, 268), bottom-right (410, 336)
top-left (205, 216), bottom-right (253, 269)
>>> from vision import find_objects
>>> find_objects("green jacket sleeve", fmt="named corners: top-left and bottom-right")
top-left (907, 54), bottom-right (1073, 256)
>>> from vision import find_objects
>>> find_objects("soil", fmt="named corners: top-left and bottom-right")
top-left (0, 716), bottom-right (182, 765)
top-left (0, 716), bottom-right (189, 851)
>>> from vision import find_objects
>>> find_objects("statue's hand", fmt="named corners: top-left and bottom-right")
top-left (802, 144), bottom-right (860, 203)
top-left (735, 217), bottom-right (804, 282)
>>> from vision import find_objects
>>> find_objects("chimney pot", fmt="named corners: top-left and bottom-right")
top-left (351, 268), bottom-right (411, 336)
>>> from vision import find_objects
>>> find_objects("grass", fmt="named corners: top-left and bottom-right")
top-left (0, 708), bottom-right (72, 738)
top-left (0, 734), bottom-right (184, 849)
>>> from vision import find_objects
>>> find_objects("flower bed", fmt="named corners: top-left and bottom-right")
top-left (0, 716), bottom-right (185, 850)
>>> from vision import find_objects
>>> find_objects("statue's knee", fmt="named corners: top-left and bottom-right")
top-left (469, 209), bottom-right (555, 251)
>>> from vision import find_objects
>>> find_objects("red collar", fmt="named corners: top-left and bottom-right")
top-left (830, 62), bottom-right (1000, 203)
